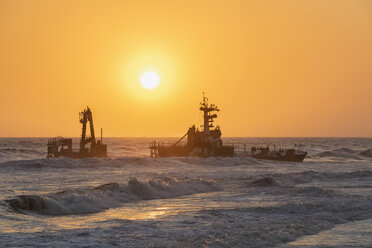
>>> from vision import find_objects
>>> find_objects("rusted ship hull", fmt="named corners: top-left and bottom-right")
top-left (250, 147), bottom-right (307, 162)
top-left (48, 153), bottom-right (107, 159)
top-left (47, 146), bottom-right (107, 159)
top-left (155, 145), bottom-right (234, 157)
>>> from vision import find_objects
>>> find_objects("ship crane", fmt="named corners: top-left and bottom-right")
top-left (79, 107), bottom-right (96, 152)
top-left (47, 107), bottom-right (107, 158)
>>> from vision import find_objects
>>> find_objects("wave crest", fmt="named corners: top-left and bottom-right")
top-left (5, 177), bottom-right (221, 216)
top-left (316, 148), bottom-right (360, 159)
top-left (360, 148), bottom-right (372, 157)
top-left (247, 177), bottom-right (278, 187)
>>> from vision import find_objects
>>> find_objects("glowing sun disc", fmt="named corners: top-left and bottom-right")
top-left (140, 71), bottom-right (159, 89)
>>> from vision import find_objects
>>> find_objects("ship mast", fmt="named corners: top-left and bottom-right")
top-left (200, 92), bottom-right (219, 133)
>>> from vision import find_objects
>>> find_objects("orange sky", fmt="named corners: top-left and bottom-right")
top-left (0, 0), bottom-right (371, 137)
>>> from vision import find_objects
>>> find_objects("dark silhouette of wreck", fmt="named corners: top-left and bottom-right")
top-left (250, 145), bottom-right (307, 162)
top-left (150, 94), bottom-right (234, 157)
top-left (47, 107), bottom-right (107, 158)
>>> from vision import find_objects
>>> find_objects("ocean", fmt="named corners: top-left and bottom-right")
top-left (0, 137), bottom-right (371, 247)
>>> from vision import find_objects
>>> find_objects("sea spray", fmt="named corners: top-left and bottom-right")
top-left (6, 177), bottom-right (221, 215)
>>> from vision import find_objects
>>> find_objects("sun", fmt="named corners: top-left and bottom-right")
top-left (140, 71), bottom-right (159, 89)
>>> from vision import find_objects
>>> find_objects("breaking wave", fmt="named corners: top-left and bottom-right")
top-left (0, 148), bottom-right (45, 163)
top-left (360, 148), bottom-right (372, 157)
top-left (5, 177), bottom-right (221, 215)
top-left (316, 148), bottom-right (361, 159)
top-left (315, 147), bottom-right (372, 160)
top-left (284, 170), bottom-right (372, 183)
top-left (246, 175), bottom-right (339, 198)
top-left (247, 177), bottom-right (278, 187)
top-left (246, 170), bottom-right (372, 188)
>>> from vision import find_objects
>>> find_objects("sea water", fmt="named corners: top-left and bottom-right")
top-left (0, 138), bottom-right (371, 247)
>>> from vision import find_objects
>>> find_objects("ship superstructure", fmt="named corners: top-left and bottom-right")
top-left (150, 94), bottom-right (234, 157)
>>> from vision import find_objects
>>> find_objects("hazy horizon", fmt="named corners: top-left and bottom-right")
top-left (1, 136), bottom-right (372, 138)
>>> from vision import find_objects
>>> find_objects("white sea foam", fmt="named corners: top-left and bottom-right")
top-left (6, 177), bottom-right (221, 215)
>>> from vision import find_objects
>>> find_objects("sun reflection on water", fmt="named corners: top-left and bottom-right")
top-left (1, 192), bottom-right (281, 234)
